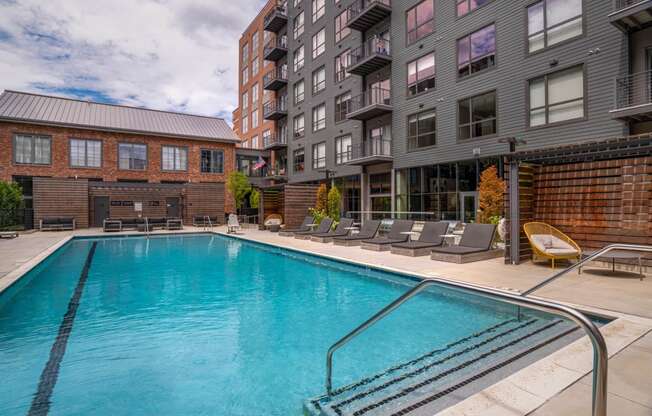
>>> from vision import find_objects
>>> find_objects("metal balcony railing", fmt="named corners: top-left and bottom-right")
top-left (264, 1), bottom-right (288, 30)
top-left (263, 96), bottom-right (288, 118)
top-left (613, 0), bottom-right (649, 10)
top-left (347, 87), bottom-right (391, 114)
top-left (348, 36), bottom-right (391, 67)
top-left (263, 133), bottom-right (288, 148)
top-left (348, 0), bottom-right (391, 21)
top-left (263, 66), bottom-right (288, 89)
top-left (263, 35), bottom-right (288, 58)
top-left (614, 70), bottom-right (652, 110)
top-left (350, 137), bottom-right (391, 160)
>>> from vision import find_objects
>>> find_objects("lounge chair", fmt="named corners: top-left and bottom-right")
top-left (360, 220), bottom-right (415, 251)
top-left (310, 218), bottom-right (355, 243)
top-left (294, 218), bottom-right (334, 240)
top-left (430, 223), bottom-right (501, 263)
top-left (40, 217), bottom-right (75, 231)
top-left (227, 214), bottom-right (241, 234)
top-left (264, 214), bottom-right (283, 232)
top-left (332, 220), bottom-right (381, 246)
top-left (279, 216), bottom-right (314, 237)
top-left (524, 222), bottom-right (581, 269)
top-left (148, 218), bottom-right (167, 230)
top-left (121, 218), bottom-right (145, 230)
top-left (166, 218), bottom-right (183, 230)
top-left (193, 215), bottom-right (218, 227)
top-left (0, 231), bottom-right (18, 239)
top-left (390, 221), bottom-right (449, 256)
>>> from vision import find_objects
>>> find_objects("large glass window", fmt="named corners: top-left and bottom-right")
top-left (312, 0), bottom-right (325, 22)
top-left (312, 103), bottom-right (326, 131)
top-left (312, 28), bottom-right (326, 58)
top-left (407, 52), bottom-right (435, 96)
top-left (242, 91), bottom-right (248, 110)
top-left (242, 67), bottom-right (248, 85)
top-left (335, 49), bottom-right (351, 82)
top-left (293, 148), bottom-right (305, 172)
top-left (70, 138), bottom-right (101, 168)
top-left (312, 66), bottom-right (326, 94)
top-left (335, 134), bottom-right (351, 164)
top-left (293, 113), bottom-right (305, 138)
top-left (242, 42), bottom-right (249, 64)
top-left (335, 92), bottom-right (351, 122)
top-left (294, 11), bottom-right (305, 39)
top-left (312, 142), bottom-right (326, 169)
top-left (294, 79), bottom-right (305, 104)
top-left (201, 149), bottom-right (224, 173)
top-left (457, 24), bottom-right (496, 77)
top-left (252, 56), bottom-right (259, 76)
top-left (407, 109), bottom-right (436, 150)
top-left (528, 0), bottom-right (582, 53)
top-left (458, 91), bottom-right (497, 139)
top-left (14, 134), bottom-right (51, 165)
top-left (242, 114), bottom-right (249, 134)
top-left (406, 0), bottom-right (434, 45)
top-left (529, 65), bottom-right (584, 126)
top-left (161, 145), bottom-right (188, 171)
top-left (335, 10), bottom-right (351, 43)
top-left (118, 143), bottom-right (147, 170)
top-left (252, 107), bottom-right (259, 128)
top-left (456, 0), bottom-right (491, 16)
top-left (294, 45), bottom-right (305, 71)
top-left (252, 84), bottom-right (259, 106)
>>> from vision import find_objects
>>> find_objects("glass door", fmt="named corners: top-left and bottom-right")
top-left (459, 191), bottom-right (478, 223)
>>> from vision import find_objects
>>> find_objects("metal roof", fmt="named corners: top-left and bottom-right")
top-left (0, 90), bottom-right (240, 143)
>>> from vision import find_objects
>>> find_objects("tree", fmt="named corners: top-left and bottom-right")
top-left (327, 186), bottom-right (341, 221)
top-left (0, 181), bottom-right (23, 229)
top-left (226, 171), bottom-right (252, 211)
top-left (249, 189), bottom-right (260, 209)
top-left (315, 183), bottom-right (328, 214)
top-left (477, 165), bottom-right (505, 224)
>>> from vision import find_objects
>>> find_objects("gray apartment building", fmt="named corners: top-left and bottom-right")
top-left (254, 0), bottom-right (652, 222)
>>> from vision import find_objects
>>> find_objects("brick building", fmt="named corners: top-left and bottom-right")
top-left (0, 90), bottom-right (239, 228)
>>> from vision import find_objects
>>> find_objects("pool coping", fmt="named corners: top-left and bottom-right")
top-left (1, 230), bottom-right (651, 416)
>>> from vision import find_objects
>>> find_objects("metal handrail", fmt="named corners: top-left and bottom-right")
top-left (522, 243), bottom-right (652, 297)
top-left (144, 217), bottom-right (150, 238)
top-left (325, 278), bottom-right (608, 416)
top-left (204, 215), bottom-right (213, 231)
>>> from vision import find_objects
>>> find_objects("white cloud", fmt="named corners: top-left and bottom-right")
top-left (0, 0), bottom-right (266, 123)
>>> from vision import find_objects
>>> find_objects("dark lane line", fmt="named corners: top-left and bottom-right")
top-left (27, 242), bottom-right (98, 416)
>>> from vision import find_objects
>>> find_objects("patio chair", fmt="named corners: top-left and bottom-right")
top-left (430, 223), bottom-right (502, 263)
top-left (264, 214), bottom-right (283, 232)
top-left (390, 221), bottom-right (449, 257)
top-left (310, 218), bottom-right (355, 243)
top-left (332, 220), bottom-right (381, 247)
top-left (360, 220), bottom-right (415, 251)
top-left (294, 218), bottom-right (334, 240)
top-left (227, 214), bottom-right (241, 234)
top-left (279, 216), bottom-right (315, 237)
top-left (40, 217), bottom-right (75, 231)
top-left (524, 222), bottom-right (581, 269)
top-left (103, 218), bottom-right (122, 232)
top-left (166, 218), bottom-right (183, 230)
top-left (0, 231), bottom-right (19, 239)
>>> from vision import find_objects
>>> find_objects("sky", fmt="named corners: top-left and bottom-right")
top-left (0, 0), bottom-right (266, 124)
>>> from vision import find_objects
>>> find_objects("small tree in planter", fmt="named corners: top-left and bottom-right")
top-left (327, 186), bottom-right (341, 221)
top-left (0, 181), bottom-right (23, 230)
top-left (309, 183), bottom-right (330, 224)
top-left (477, 165), bottom-right (505, 226)
top-left (226, 171), bottom-right (252, 212)
top-left (249, 189), bottom-right (260, 210)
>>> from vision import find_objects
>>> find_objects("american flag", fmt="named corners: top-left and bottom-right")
top-left (253, 156), bottom-right (266, 170)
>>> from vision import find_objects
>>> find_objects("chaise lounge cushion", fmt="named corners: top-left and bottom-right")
top-left (433, 245), bottom-right (486, 254)
top-left (362, 220), bottom-right (414, 245)
top-left (530, 234), bottom-right (578, 256)
top-left (333, 220), bottom-right (381, 241)
top-left (312, 218), bottom-right (354, 237)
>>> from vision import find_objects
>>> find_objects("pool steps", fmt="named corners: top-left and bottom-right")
top-left (304, 316), bottom-right (579, 416)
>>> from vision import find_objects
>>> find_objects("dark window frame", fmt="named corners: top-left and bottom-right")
top-left (293, 45), bottom-right (305, 72)
top-left (312, 141), bottom-right (326, 169)
top-left (407, 109), bottom-right (437, 150)
top-left (312, 103), bottom-right (326, 132)
top-left (335, 134), bottom-right (352, 165)
top-left (294, 79), bottom-right (306, 104)
top-left (526, 0), bottom-right (584, 54)
top-left (456, 0), bottom-right (493, 17)
top-left (334, 49), bottom-right (351, 83)
top-left (457, 90), bottom-right (497, 140)
top-left (406, 0), bottom-right (435, 45)
top-left (335, 9), bottom-right (351, 43)
top-left (293, 148), bottom-right (305, 172)
top-left (200, 149), bottom-right (225, 174)
top-left (13, 134), bottom-right (52, 166)
top-left (161, 144), bottom-right (189, 172)
top-left (457, 23), bottom-right (496, 79)
top-left (293, 113), bottom-right (306, 139)
top-left (407, 51), bottom-right (436, 97)
top-left (334, 91), bottom-right (351, 123)
top-left (527, 64), bottom-right (586, 128)
top-left (69, 137), bottom-right (102, 169)
top-left (312, 66), bottom-right (326, 95)
top-left (118, 142), bottom-right (148, 171)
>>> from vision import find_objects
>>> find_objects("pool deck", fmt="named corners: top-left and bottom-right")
top-left (1, 226), bottom-right (651, 415)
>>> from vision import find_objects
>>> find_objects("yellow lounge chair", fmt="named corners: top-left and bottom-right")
top-left (523, 222), bottom-right (581, 269)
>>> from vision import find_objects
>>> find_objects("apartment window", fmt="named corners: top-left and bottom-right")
top-left (312, 66), bottom-right (326, 94)
top-left (242, 67), bottom-right (249, 85)
top-left (457, 24), bottom-right (496, 77)
top-left (242, 91), bottom-right (249, 110)
top-left (312, 142), bottom-right (326, 169)
top-left (294, 12), bottom-right (305, 39)
top-left (252, 83), bottom-right (259, 105)
top-left (457, 0), bottom-right (491, 16)
top-left (161, 145), bottom-right (188, 171)
top-left (293, 149), bottom-right (305, 172)
top-left (335, 49), bottom-right (351, 82)
top-left (252, 57), bottom-right (259, 76)
top-left (312, 0), bottom-right (325, 22)
top-left (252, 31), bottom-right (259, 49)
top-left (312, 28), bottom-right (326, 59)
top-left (406, 0), bottom-right (434, 45)
top-left (294, 113), bottom-right (305, 138)
top-left (528, 0), bottom-right (582, 53)
top-left (335, 135), bottom-right (351, 164)
top-left (335, 92), bottom-right (351, 122)
top-left (242, 140), bottom-right (249, 148)
top-left (407, 110), bottom-right (436, 150)
top-left (251, 135), bottom-right (259, 148)
top-left (529, 65), bottom-right (584, 126)
top-left (335, 10), bottom-right (351, 43)
top-left (312, 103), bottom-right (326, 131)
top-left (252, 107), bottom-right (259, 128)
top-left (201, 149), bottom-right (224, 173)
top-left (70, 138), bottom-right (101, 168)
top-left (458, 91), bottom-right (496, 139)
top-left (242, 114), bottom-right (249, 134)
top-left (294, 79), bottom-right (305, 104)
top-left (242, 42), bottom-right (249, 64)
top-left (14, 134), bottom-right (51, 165)
top-left (294, 45), bottom-right (305, 71)
top-left (407, 52), bottom-right (435, 96)
top-left (118, 143), bottom-right (147, 170)
top-left (263, 129), bottom-right (271, 146)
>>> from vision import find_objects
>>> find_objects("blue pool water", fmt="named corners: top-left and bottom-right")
top-left (1, 234), bottom-right (551, 415)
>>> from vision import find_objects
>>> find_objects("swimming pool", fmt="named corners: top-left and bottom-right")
top-left (0, 234), bottom-right (584, 415)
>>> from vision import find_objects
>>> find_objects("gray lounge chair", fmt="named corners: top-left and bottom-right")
top-left (279, 216), bottom-right (315, 236)
top-left (40, 217), bottom-right (75, 231)
top-left (310, 218), bottom-right (355, 243)
top-left (294, 218), bottom-right (333, 240)
top-left (430, 223), bottom-right (501, 263)
top-left (390, 221), bottom-right (449, 256)
top-left (360, 220), bottom-right (414, 251)
top-left (332, 220), bottom-right (381, 246)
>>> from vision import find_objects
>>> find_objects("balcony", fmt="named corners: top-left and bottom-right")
top-left (263, 35), bottom-right (288, 62)
top-left (266, 166), bottom-right (288, 181)
top-left (611, 70), bottom-right (652, 121)
top-left (263, 1), bottom-right (288, 33)
top-left (347, 36), bottom-right (391, 76)
top-left (346, 0), bottom-right (391, 32)
top-left (346, 87), bottom-right (392, 120)
top-left (346, 137), bottom-right (392, 166)
top-left (263, 66), bottom-right (288, 91)
top-left (263, 133), bottom-right (288, 150)
top-left (263, 97), bottom-right (288, 120)
top-left (610, 0), bottom-right (652, 32)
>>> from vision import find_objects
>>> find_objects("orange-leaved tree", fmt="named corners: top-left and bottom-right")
top-left (315, 183), bottom-right (328, 213)
top-left (477, 165), bottom-right (505, 224)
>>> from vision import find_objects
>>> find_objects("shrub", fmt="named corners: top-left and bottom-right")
top-left (226, 171), bottom-right (252, 210)
top-left (315, 183), bottom-right (328, 214)
top-left (327, 186), bottom-right (341, 221)
top-left (249, 189), bottom-right (260, 209)
top-left (477, 165), bottom-right (505, 224)
top-left (0, 181), bottom-right (23, 229)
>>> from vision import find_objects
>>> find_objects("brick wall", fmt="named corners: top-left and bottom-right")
top-left (33, 178), bottom-right (89, 228)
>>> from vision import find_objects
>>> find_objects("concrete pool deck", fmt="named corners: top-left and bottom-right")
top-left (1, 227), bottom-right (651, 415)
